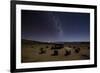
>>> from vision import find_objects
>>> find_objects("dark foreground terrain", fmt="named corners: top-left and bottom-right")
top-left (21, 39), bottom-right (90, 63)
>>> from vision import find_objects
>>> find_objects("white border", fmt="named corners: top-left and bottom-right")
top-left (16, 4), bottom-right (94, 69)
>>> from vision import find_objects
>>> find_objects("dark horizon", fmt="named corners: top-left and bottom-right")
top-left (21, 10), bottom-right (90, 42)
top-left (22, 38), bottom-right (90, 42)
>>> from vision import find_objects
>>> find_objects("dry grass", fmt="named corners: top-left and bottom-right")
top-left (21, 40), bottom-right (90, 63)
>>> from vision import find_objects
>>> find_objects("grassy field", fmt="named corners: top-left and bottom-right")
top-left (21, 39), bottom-right (90, 63)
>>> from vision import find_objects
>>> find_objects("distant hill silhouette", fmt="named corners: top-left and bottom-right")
top-left (21, 39), bottom-right (89, 45)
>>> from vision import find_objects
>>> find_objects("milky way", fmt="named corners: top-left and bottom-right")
top-left (47, 12), bottom-right (64, 41)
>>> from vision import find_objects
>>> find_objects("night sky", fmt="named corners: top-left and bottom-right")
top-left (21, 10), bottom-right (90, 42)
